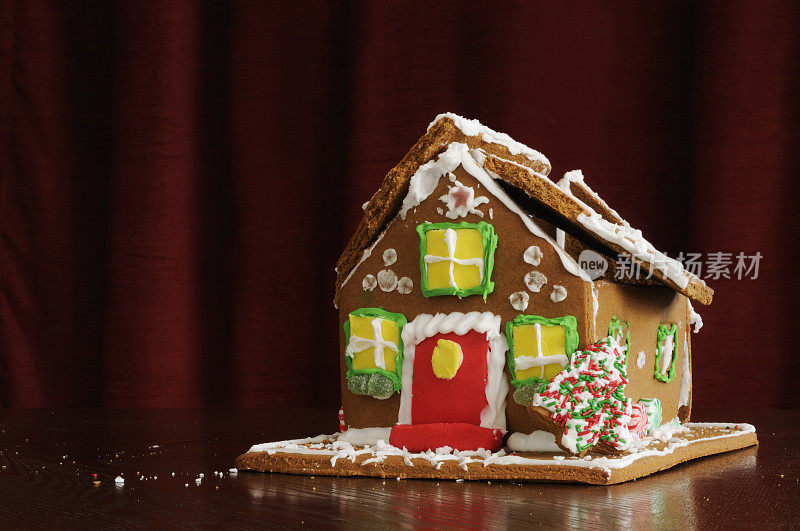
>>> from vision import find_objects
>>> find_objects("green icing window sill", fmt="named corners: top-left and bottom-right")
top-left (344, 307), bottom-right (407, 394)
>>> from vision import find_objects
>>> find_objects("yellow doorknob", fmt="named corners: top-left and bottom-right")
top-left (431, 339), bottom-right (463, 379)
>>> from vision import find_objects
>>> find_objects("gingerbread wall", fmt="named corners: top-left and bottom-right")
top-left (593, 281), bottom-right (691, 423)
top-left (337, 164), bottom-right (592, 430)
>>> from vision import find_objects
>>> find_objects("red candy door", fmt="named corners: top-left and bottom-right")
top-left (411, 329), bottom-right (490, 425)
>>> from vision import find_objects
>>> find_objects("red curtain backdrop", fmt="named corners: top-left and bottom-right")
top-left (1, 1), bottom-right (798, 408)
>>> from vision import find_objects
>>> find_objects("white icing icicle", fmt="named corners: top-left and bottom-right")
top-left (688, 300), bottom-right (704, 333)
top-left (679, 332), bottom-right (692, 408)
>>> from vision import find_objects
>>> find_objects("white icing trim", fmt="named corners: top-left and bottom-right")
top-left (557, 170), bottom-right (629, 227)
top-left (399, 144), bottom-right (466, 220)
top-left (488, 156), bottom-right (703, 293)
top-left (428, 113), bottom-right (550, 169)
top-left (590, 282), bottom-right (600, 337)
top-left (339, 228), bottom-right (387, 290)
top-left (679, 331), bottom-right (692, 409)
top-left (398, 312), bottom-right (507, 432)
top-left (636, 350), bottom-right (646, 369)
top-left (577, 212), bottom-right (694, 290)
top-left (556, 229), bottom-right (565, 249)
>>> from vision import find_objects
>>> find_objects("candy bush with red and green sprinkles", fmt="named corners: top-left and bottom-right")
top-left (531, 336), bottom-right (633, 454)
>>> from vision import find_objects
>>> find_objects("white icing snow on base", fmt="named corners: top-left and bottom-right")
top-left (507, 431), bottom-right (562, 453)
top-left (337, 427), bottom-right (392, 446)
top-left (244, 422), bottom-right (755, 478)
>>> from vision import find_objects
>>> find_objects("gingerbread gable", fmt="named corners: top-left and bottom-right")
top-left (335, 113), bottom-right (713, 306)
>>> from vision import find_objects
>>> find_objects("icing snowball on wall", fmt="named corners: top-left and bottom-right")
top-left (509, 291), bottom-right (529, 311)
top-left (523, 245), bottom-right (543, 266)
top-left (524, 271), bottom-right (547, 292)
top-left (362, 274), bottom-right (377, 291)
top-left (550, 285), bottom-right (567, 303)
top-left (397, 277), bottom-right (413, 294)
top-left (383, 248), bottom-right (397, 267)
top-left (637, 350), bottom-right (646, 369)
top-left (439, 176), bottom-right (489, 219)
top-left (377, 270), bottom-right (398, 292)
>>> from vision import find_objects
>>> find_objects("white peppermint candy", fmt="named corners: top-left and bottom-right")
top-left (377, 269), bottom-right (398, 292)
top-left (523, 245), bottom-right (543, 266)
top-left (382, 248), bottom-right (397, 267)
top-left (397, 277), bottom-right (413, 294)
top-left (524, 271), bottom-right (548, 292)
top-left (509, 291), bottom-right (529, 311)
top-left (362, 274), bottom-right (377, 291)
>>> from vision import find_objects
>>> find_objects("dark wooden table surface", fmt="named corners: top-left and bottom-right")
top-left (0, 408), bottom-right (795, 529)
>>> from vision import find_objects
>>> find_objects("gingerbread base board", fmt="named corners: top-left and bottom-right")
top-left (235, 422), bottom-right (756, 485)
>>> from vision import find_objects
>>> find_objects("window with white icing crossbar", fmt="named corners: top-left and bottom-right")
top-left (654, 323), bottom-right (678, 383)
top-left (343, 308), bottom-right (406, 392)
top-left (507, 315), bottom-right (579, 387)
top-left (346, 317), bottom-right (398, 370)
top-left (417, 221), bottom-right (497, 298)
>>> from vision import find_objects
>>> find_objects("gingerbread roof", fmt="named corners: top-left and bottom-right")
top-left (335, 114), bottom-right (713, 306)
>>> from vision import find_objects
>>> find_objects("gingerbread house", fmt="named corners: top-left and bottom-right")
top-left (236, 114), bottom-right (756, 484)
top-left (334, 113), bottom-right (710, 451)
